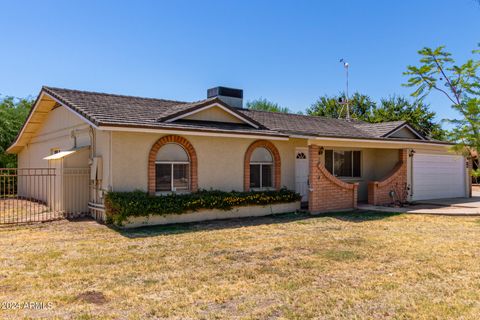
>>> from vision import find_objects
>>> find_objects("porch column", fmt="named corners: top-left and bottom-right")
top-left (308, 145), bottom-right (320, 213)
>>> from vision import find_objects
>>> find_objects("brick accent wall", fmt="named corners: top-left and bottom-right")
top-left (367, 149), bottom-right (408, 205)
top-left (244, 140), bottom-right (281, 191)
top-left (308, 145), bottom-right (359, 214)
top-left (148, 135), bottom-right (198, 195)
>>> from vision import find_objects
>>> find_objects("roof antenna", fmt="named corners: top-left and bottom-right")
top-left (339, 59), bottom-right (350, 121)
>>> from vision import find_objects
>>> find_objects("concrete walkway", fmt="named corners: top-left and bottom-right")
top-left (358, 191), bottom-right (480, 216)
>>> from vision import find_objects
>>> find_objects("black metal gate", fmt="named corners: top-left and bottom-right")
top-left (0, 168), bottom-right (63, 225)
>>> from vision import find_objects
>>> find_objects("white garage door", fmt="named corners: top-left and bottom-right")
top-left (412, 154), bottom-right (466, 201)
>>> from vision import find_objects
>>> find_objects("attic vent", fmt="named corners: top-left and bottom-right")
top-left (207, 86), bottom-right (243, 109)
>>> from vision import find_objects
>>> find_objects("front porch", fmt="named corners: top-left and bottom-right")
top-left (304, 144), bottom-right (408, 214)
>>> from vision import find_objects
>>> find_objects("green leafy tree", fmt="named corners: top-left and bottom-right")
top-left (372, 96), bottom-right (445, 140)
top-left (307, 93), bottom-right (444, 140)
top-left (0, 96), bottom-right (33, 168)
top-left (403, 45), bottom-right (480, 169)
top-left (246, 98), bottom-right (290, 113)
top-left (472, 168), bottom-right (480, 184)
top-left (307, 92), bottom-right (375, 119)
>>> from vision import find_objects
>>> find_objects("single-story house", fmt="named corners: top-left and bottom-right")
top-left (7, 86), bottom-right (472, 220)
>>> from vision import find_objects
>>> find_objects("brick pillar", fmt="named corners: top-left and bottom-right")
top-left (308, 145), bottom-right (320, 213)
top-left (399, 148), bottom-right (407, 164)
top-left (352, 184), bottom-right (358, 209)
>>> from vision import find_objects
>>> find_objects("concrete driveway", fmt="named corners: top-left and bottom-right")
top-left (358, 191), bottom-right (480, 216)
top-left (415, 191), bottom-right (480, 208)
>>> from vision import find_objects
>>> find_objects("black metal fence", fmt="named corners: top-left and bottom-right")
top-left (0, 168), bottom-right (62, 224)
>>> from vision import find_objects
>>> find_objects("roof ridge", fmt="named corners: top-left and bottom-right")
top-left (166, 97), bottom-right (217, 108)
top-left (353, 120), bottom-right (406, 126)
top-left (42, 86), bottom-right (188, 104)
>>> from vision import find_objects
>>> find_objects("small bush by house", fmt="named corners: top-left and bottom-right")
top-left (105, 188), bottom-right (301, 225)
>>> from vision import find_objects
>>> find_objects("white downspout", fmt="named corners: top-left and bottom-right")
top-left (109, 131), bottom-right (113, 191)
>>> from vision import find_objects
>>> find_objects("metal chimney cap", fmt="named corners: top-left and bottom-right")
top-left (207, 86), bottom-right (243, 99)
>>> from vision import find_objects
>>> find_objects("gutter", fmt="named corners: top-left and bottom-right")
top-left (289, 134), bottom-right (454, 147)
top-left (98, 125), bottom-right (290, 141)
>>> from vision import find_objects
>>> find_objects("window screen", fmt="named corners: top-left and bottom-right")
top-left (325, 150), bottom-right (361, 178)
top-left (156, 164), bottom-right (171, 191)
top-left (173, 164), bottom-right (189, 190)
top-left (250, 164), bottom-right (261, 188)
top-left (262, 164), bottom-right (273, 188)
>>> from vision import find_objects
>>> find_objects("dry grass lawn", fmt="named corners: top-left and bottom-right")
top-left (0, 211), bottom-right (480, 319)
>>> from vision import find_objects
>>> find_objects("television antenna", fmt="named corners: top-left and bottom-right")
top-left (339, 59), bottom-right (350, 120)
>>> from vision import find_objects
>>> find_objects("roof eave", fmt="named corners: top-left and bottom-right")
top-left (289, 133), bottom-right (454, 146)
top-left (97, 122), bottom-right (289, 140)
top-left (7, 87), bottom-right (100, 154)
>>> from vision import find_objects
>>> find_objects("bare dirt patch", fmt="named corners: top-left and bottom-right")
top-left (75, 291), bottom-right (107, 305)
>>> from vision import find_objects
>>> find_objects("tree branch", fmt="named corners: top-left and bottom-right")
top-left (430, 53), bottom-right (462, 105)
top-left (416, 73), bottom-right (458, 105)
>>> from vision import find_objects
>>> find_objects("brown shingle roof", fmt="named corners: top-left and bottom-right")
top-left (43, 86), bottom-right (189, 126)
top-left (239, 110), bottom-right (372, 138)
top-left (42, 86), bottom-right (284, 137)
top-left (42, 86), bottom-right (437, 142)
top-left (352, 120), bottom-right (408, 137)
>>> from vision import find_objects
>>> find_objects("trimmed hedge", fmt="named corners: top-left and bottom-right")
top-left (104, 188), bottom-right (301, 225)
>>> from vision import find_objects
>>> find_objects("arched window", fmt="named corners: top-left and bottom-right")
top-left (250, 147), bottom-right (273, 189)
top-left (155, 143), bottom-right (190, 192)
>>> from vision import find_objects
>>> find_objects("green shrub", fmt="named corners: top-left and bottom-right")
top-left (104, 188), bottom-right (301, 225)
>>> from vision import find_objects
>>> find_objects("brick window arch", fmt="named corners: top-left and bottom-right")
top-left (244, 140), bottom-right (281, 191)
top-left (148, 135), bottom-right (198, 195)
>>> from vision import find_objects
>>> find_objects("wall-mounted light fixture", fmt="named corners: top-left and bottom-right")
top-left (409, 149), bottom-right (416, 157)
top-left (319, 147), bottom-right (324, 155)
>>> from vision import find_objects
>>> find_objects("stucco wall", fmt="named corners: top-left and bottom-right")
top-left (94, 129), bottom-right (112, 190)
top-left (110, 131), bottom-right (307, 192)
top-left (17, 106), bottom-right (90, 168)
top-left (183, 106), bottom-right (244, 123)
top-left (389, 127), bottom-right (419, 139)
top-left (109, 132), bottom-right (418, 201)
top-left (122, 202), bottom-right (301, 228)
top-left (15, 106), bottom-right (91, 212)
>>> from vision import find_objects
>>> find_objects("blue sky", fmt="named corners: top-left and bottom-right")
top-left (1, 0), bottom-right (478, 124)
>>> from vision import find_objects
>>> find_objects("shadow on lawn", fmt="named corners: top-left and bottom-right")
top-left (114, 210), bottom-right (402, 238)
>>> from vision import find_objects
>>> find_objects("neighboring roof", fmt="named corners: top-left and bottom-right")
top-left (8, 86), bottom-right (451, 153)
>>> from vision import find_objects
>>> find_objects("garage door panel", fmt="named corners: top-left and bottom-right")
top-left (412, 154), bottom-right (465, 201)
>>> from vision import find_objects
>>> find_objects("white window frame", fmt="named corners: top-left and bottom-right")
top-left (155, 143), bottom-right (191, 194)
top-left (155, 161), bottom-right (190, 194)
top-left (249, 159), bottom-right (275, 191)
top-left (325, 149), bottom-right (362, 178)
top-left (155, 161), bottom-right (191, 195)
